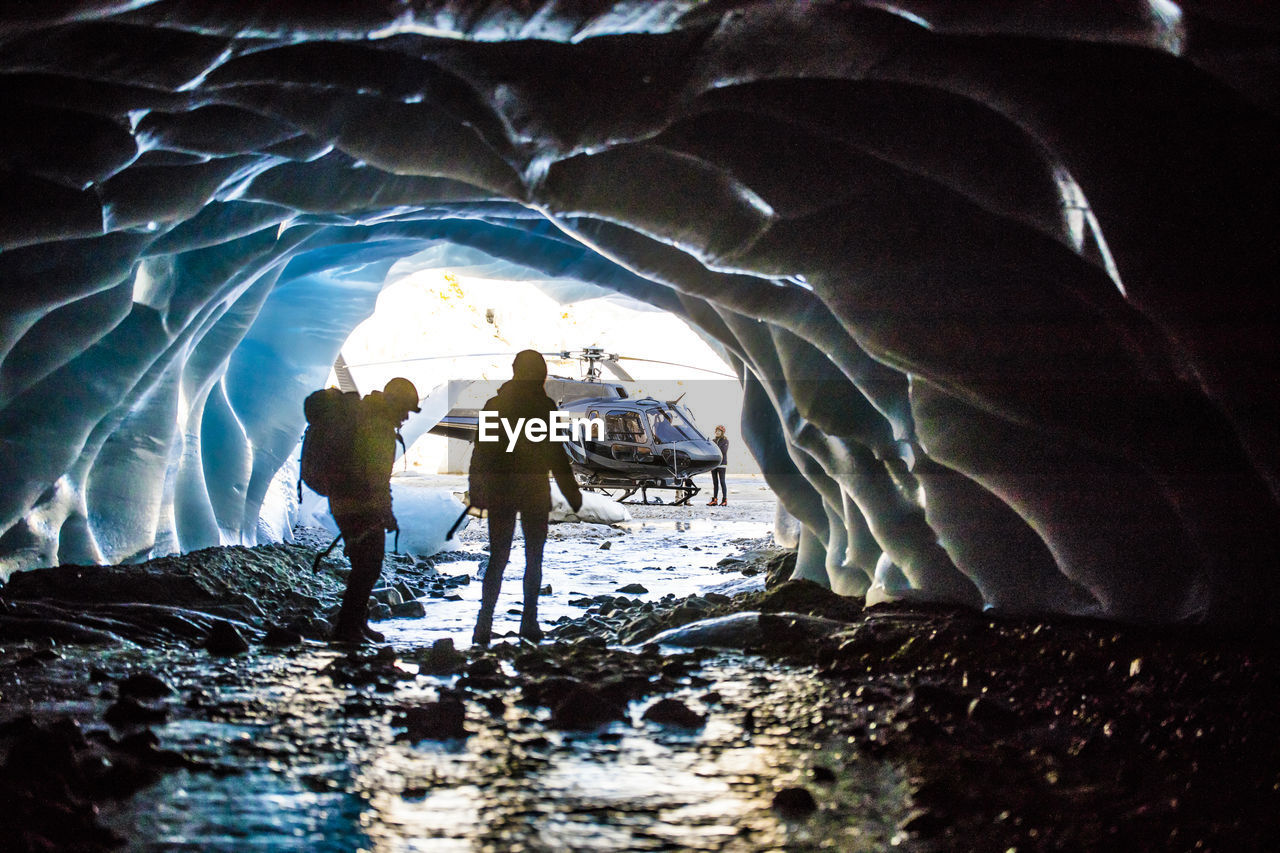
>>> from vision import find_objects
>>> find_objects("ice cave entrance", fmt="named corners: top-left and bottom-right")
top-left (329, 265), bottom-right (748, 478)
top-left (277, 260), bottom-right (759, 558)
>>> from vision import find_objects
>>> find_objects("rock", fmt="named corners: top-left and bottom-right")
top-left (202, 620), bottom-right (249, 655)
top-left (644, 612), bottom-right (848, 650)
top-left (104, 696), bottom-right (168, 726)
top-left (967, 696), bottom-right (1019, 728)
top-left (540, 584), bottom-right (553, 595)
top-left (549, 686), bottom-right (626, 730)
top-left (512, 650), bottom-right (560, 675)
top-left (599, 673), bottom-right (655, 707)
top-left (642, 698), bottom-right (705, 728)
top-left (618, 614), bottom-right (661, 645)
top-left (396, 697), bottom-right (467, 740)
top-left (553, 624), bottom-right (589, 640)
top-left (906, 683), bottom-right (973, 717)
top-left (118, 673), bottom-right (173, 699)
top-left (764, 550), bottom-right (798, 588)
top-left (522, 676), bottom-right (584, 709)
top-left (371, 587), bottom-right (403, 606)
top-left (757, 579), bottom-right (862, 622)
top-left (812, 765), bottom-right (837, 784)
top-left (394, 582), bottom-right (418, 602)
top-left (771, 786), bottom-right (818, 818)
top-left (617, 583), bottom-right (648, 594)
top-left (263, 625), bottom-right (304, 647)
top-left (467, 657), bottom-right (501, 678)
top-left (598, 541), bottom-right (612, 550)
top-left (16, 648), bottom-right (61, 667)
top-left (305, 617), bottom-right (333, 639)
top-left (417, 638), bottom-right (467, 675)
top-left (390, 600), bottom-right (427, 618)
top-left (459, 655), bottom-right (507, 690)
top-left (369, 603), bottom-right (393, 621)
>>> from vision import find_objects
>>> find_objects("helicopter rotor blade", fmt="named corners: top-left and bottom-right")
top-left (600, 358), bottom-right (634, 382)
top-left (344, 352), bottom-right (522, 369)
top-left (613, 356), bottom-right (735, 378)
top-left (343, 349), bottom-right (734, 378)
top-left (332, 353), bottom-right (360, 393)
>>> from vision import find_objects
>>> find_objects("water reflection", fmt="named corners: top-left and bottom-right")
top-left (92, 644), bottom-right (910, 851)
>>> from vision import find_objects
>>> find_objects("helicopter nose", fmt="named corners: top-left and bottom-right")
top-left (690, 441), bottom-right (721, 463)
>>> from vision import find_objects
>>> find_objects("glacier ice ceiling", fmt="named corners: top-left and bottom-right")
top-left (1, 1), bottom-right (1277, 625)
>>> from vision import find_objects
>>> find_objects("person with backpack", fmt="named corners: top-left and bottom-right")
top-left (301, 377), bottom-right (420, 643)
top-left (469, 350), bottom-right (582, 645)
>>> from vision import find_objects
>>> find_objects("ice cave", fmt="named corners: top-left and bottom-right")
top-left (1, 2), bottom-right (1278, 850)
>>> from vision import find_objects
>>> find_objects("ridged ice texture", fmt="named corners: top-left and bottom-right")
top-left (1, 2), bottom-right (1278, 624)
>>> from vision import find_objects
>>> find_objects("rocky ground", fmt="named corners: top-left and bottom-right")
top-left (1, 478), bottom-right (1277, 850)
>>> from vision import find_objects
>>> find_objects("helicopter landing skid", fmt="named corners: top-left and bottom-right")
top-left (582, 479), bottom-right (701, 507)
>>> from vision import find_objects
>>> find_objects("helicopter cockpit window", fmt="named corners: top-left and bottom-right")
top-left (672, 406), bottom-right (706, 440)
top-left (605, 410), bottom-right (646, 443)
top-left (649, 408), bottom-right (699, 443)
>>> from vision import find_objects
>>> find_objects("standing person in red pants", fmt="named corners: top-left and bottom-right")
top-left (468, 350), bottom-right (583, 645)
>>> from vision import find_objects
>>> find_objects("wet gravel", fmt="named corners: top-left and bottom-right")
top-left (2, 477), bottom-right (1278, 851)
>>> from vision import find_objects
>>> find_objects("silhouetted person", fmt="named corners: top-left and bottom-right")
top-left (708, 424), bottom-right (729, 505)
top-left (469, 350), bottom-right (582, 645)
top-left (328, 377), bottom-right (420, 643)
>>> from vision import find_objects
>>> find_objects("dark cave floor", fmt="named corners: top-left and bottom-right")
top-left (1, 533), bottom-right (1277, 852)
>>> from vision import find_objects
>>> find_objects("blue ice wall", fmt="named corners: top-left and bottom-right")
top-left (1, 2), bottom-right (1278, 627)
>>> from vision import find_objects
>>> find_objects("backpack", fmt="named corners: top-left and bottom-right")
top-left (299, 387), bottom-right (363, 497)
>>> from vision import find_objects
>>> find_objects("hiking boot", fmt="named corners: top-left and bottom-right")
top-left (472, 612), bottom-right (493, 647)
top-left (719, 498), bottom-right (727, 506)
top-left (707, 497), bottom-right (718, 506)
top-left (330, 625), bottom-right (367, 645)
top-left (519, 608), bottom-right (543, 643)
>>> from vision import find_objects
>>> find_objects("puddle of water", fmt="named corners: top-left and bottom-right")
top-left (86, 644), bottom-right (912, 852)
top-left (381, 519), bottom-right (770, 649)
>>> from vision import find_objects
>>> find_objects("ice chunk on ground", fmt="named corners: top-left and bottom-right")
top-left (294, 474), bottom-right (467, 557)
top-left (549, 482), bottom-right (632, 525)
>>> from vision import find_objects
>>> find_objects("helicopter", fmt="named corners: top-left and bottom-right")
top-left (342, 346), bottom-right (730, 505)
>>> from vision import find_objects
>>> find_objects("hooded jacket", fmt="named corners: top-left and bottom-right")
top-left (469, 379), bottom-right (582, 512)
